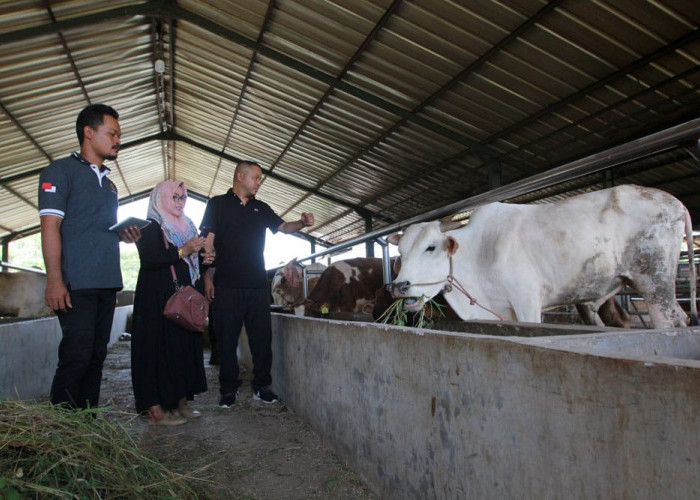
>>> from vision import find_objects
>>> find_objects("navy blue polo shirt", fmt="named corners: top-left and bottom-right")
top-left (38, 152), bottom-right (123, 290)
top-left (201, 189), bottom-right (283, 289)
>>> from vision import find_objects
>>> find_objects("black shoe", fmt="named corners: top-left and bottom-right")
top-left (253, 386), bottom-right (279, 404)
top-left (219, 390), bottom-right (238, 408)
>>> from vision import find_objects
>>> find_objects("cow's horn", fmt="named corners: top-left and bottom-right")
top-left (439, 220), bottom-right (463, 232)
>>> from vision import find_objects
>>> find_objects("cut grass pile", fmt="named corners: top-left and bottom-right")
top-left (0, 400), bottom-right (203, 499)
top-left (376, 297), bottom-right (446, 328)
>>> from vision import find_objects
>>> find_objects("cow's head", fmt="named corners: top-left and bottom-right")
top-left (271, 265), bottom-right (296, 309)
top-left (271, 259), bottom-right (326, 310)
top-left (389, 221), bottom-right (460, 311)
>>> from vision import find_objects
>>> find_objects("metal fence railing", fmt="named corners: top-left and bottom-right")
top-left (0, 261), bottom-right (46, 274)
top-left (291, 118), bottom-right (700, 287)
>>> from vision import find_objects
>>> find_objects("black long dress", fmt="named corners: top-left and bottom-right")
top-left (131, 220), bottom-right (207, 414)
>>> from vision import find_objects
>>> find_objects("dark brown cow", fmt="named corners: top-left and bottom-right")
top-left (303, 258), bottom-right (387, 317)
top-left (302, 256), bottom-right (460, 324)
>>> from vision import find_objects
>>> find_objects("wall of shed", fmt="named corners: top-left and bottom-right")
top-left (271, 314), bottom-right (700, 499)
top-left (0, 306), bottom-right (131, 400)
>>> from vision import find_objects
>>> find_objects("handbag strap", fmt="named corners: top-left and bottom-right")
top-left (162, 230), bottom-right (180, 290)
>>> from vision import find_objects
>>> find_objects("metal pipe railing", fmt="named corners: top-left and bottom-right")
top-left (377, 238), bottom-right (392, 285)
top-left (0, 262), bottom-right (46, 274)
top-left (295, 117), bottom-right (700, 265)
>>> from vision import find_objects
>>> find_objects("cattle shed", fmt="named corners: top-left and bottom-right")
top-left (1, 1), bottom-right (700, 251)
top-left (2, 2), bottom-right (700, 498)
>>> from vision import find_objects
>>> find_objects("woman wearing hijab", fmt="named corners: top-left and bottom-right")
top-left (131, 181), bottom-right (209, 426)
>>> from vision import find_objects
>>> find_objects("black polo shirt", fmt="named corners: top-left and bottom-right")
top-left (38, 152), bottom-right (122, 290)
top-left (201, 188), bottom-right (283, 289)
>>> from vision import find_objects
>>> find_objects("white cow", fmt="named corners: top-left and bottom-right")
top-left (390, 185), bottom-right (697, 329)
top-left (0, 271), bottom-right (54, 318)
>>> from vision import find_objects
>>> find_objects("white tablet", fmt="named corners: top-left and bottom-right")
top-left (109, 217), bottom-right (151, 233)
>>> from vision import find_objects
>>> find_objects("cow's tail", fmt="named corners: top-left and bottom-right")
top-left (684, 208), bottom-right (698, 326)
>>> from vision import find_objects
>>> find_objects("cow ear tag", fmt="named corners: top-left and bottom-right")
top-left (446, 237), bottom-right (459, 256)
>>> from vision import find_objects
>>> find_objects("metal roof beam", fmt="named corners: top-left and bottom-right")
top-left (0, 184), bottom-right (37, 211)
top-left (0, 101), bottom-right (52, 164)
top-left (0, 130), bottom-right (396, 221)
top-left (41, 1), bottom-right (91, 104)
top-left (0, 167), bottom-right (44, 186)
top-left (315, 2), bottom-right (567, 214)
top-left (295, 117), bottom-right (700, 262)
top-left (270, 0), bottom-right (404, 219)
top-left (205, 1), bottom-right (275, 198)
top-left (499, 158), bottom-right (697, 205)
top-left (385, 33), bottom-right (700, 203)
top-left (488, 65), bottom-right (700, 171)
top-left (0, 2), bottom-right (163, 45)
top-left (482, 28), bottom-right (700, 154)
top-left (169, 132), bottom-right (394, 223)
top-left (0, 2), bottom-right (509, 199)
top-left (169, 5), bottom-right (496, 151)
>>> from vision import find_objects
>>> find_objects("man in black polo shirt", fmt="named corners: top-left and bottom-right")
top-left (201, 161), bottom-right (314, 407)
top-left (39, 104), bottom-right (141, 410)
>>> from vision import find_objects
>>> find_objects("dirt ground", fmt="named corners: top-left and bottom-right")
top-left (102, 339), bottom-right (377, 499)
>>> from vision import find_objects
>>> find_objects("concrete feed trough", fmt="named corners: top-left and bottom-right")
top-left (0, 306), bottom-right (132, 400)
top-left (271, 314), bottom-right (700, 499)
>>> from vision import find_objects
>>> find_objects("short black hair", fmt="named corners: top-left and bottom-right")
top-left (76, 104), bottom-right (119, 145)
top-left (234, 161), bottom-right (261, 182)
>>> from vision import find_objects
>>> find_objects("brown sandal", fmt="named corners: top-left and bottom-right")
top-left (179, 407), bottom-right (202, 419)
top-left (154, 412), bottom-right (187, 426)
top-left (148, 406), bottom-right (187, 426)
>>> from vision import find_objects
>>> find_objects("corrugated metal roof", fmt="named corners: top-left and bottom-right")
top-left (1, 0), bottom-right (698, 248)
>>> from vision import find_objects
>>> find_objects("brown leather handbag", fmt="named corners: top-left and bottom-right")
top-left (161, 231), bottom-right (208, 332)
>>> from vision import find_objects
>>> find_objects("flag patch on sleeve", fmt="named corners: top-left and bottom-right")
top-left (42, 182), bottom-right (56, 193)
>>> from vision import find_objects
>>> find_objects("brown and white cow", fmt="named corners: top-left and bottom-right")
top-left (0, 271), bottom-right (54, 318)
top-left (271, 259), bottom-right (326, 314)
top-left (303, 258), bottom-right (388, 317)
top-left (391, 185), bottom-right (697, 329)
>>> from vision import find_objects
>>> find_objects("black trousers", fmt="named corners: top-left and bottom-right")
top-left (50, 288), bottom-right (117, 409)
top-left (213, 287), bottom-right (272, 395)
top-left (207, 303), bottom-right (218, 362)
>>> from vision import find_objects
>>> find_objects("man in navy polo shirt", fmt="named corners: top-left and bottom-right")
top-left (201, 161), bottom-right (314, 407)
top-left (39, 104), bottom-right (141, 410)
